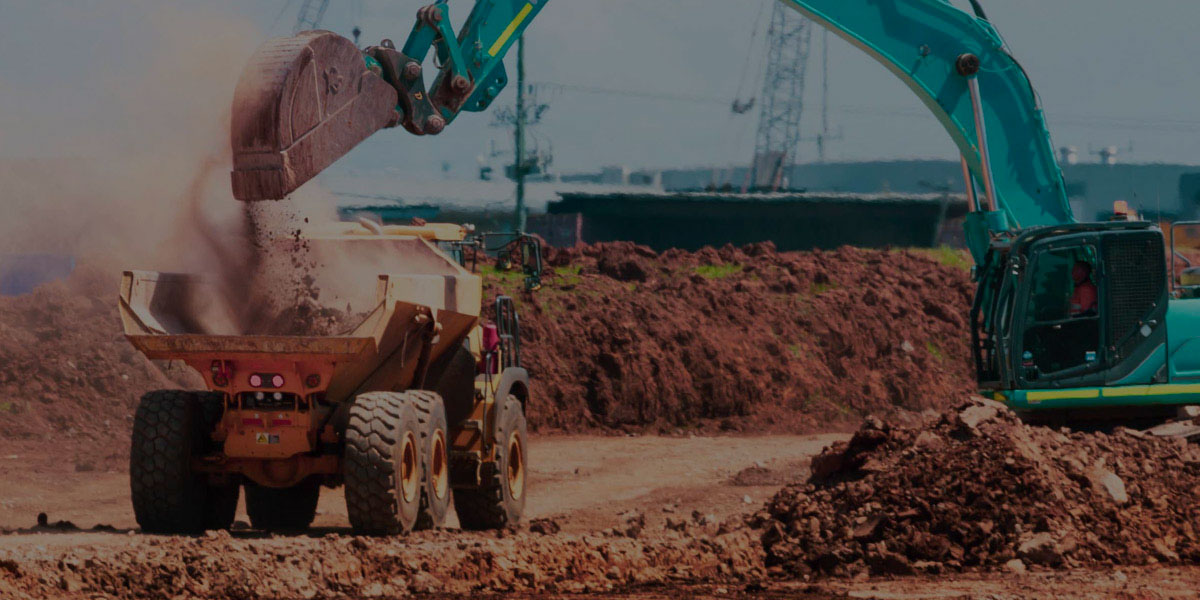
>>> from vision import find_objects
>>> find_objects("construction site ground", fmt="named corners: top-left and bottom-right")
top-left (2, 434), bottom-right (1198, 599)
top-left (2, 245), bottom-right (1200, 598)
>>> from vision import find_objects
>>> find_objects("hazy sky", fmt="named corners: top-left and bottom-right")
top-left (2, 0), bottom-right (1199, 177)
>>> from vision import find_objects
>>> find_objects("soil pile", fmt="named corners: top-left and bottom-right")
top-left (0, 240), bottom-right (975, 447)
top-left (493, 242), bottom-right (975, 433)
top-left (0, 519), bottom-right (763, 598)
top-left (755, 398), bottom-right (1200, 577)
top-left (0, 266), bottom-right (199, 444)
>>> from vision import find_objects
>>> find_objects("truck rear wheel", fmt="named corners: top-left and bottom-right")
top-left (411, 391), bottom-right (451, 530)
top-left (455, 396), bottom-right (527, 530)
top-left (245, 478), bottom-right (321, 531)
top-left (344, 391), bottom-right (424, 535)
top-left (130, 390), bottom-right (239, 534)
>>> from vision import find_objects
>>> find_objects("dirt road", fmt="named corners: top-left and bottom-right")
top-left (0, 434), bottom-right (840, 533)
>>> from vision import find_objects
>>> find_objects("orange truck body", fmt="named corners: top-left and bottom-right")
top-left (119, 227), bottom-right (490, 488)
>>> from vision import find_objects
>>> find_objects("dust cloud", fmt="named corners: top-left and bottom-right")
top-left (0, 4), bottom-right (258, 270)
top-left (0, 3), bottom-right (383, 336)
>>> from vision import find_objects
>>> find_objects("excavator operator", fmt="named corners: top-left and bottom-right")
top-left (1069, 261), bottom-right (1098, 317)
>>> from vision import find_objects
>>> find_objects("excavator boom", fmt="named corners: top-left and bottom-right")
top-left (229, 0), bottom-right (1073, 252)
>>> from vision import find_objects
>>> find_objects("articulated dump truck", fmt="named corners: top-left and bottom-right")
top-left (119, 223), bottom-right (529, 535)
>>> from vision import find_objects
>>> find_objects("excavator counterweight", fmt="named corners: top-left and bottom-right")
top-left (230, 31), bottom-right (398, 200)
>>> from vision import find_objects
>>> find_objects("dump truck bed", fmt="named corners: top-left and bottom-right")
top-left (119, 234), bottom-right (481, 404)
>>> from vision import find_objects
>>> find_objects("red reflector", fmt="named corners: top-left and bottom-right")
top-left (270, 419), bottom-right (293, 427)
top-left (242, 417), bottom-right (264, 427)
top-left (249, 374), bottom-right (263, 387)
top-left (271, 374), bottom-right (285, 388)
top-left (305, 374), bottom-right (321, 388)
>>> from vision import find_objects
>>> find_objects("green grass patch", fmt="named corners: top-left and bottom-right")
top-left (694, 263), bottom-right (743, 279)
top-left (925, 341), bottom-right (945, 362)
top-left (539, 297), bottom-right (565, 315)
top-left (908, 245), bottom-right (973, 271)
top-left (0, 401), bottom-right (12, 413)
top-left (787, 344), bottom-right (804, 359)
top-left (809, 282), bottom-right (837, 296)
top-left (480, 264), bottom-right (526, 285)
top-left (552, 265), bottom-right (583, 287)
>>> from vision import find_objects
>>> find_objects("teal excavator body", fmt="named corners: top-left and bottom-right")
top-left (228, 0), bottom-right (1200, 424)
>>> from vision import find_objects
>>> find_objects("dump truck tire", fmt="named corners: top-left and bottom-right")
top-left (455, 396), bottom-right (527, 530)
top-left (130, 390), bottom-right (237, 534)
top-left (245, 478), bottom-right (321, 531)
top-left (344, 391), bottom-right (424, 535)
top-left (411, 390), bottom-right (451, 530)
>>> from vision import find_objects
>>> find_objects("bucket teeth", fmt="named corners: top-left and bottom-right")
top-left (230, 31), bottom-right (399, 201)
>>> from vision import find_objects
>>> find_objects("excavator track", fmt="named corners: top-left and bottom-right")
top-left (230, 31), bottom-right (398, 201)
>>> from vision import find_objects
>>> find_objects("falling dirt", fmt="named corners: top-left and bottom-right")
top-left (491, 241), bottom-right (976, 434)
top-left (755, 397), bottom-right (1200, 578)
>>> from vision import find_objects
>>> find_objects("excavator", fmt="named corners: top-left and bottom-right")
top-left (229, 0), bottom-right (1200, 431)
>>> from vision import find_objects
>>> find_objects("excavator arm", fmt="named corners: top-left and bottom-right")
top-left (230, 0), bottom-right (546, 201)
top-left (230, 0), bottom-right (1072, 256)
top-left (779, 0), bottom-right (1073, 254)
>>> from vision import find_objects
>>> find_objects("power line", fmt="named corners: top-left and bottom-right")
top-left (529, 80), bottom-right (1200, 133)
top-left (530, 81), bottom-right (731, 106)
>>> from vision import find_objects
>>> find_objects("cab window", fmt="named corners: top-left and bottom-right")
top-left (1020, 245), bottom-right (1101, 379)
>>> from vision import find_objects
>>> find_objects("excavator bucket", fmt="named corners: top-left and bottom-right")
top-left (230, 31), bottom-right (399, 201)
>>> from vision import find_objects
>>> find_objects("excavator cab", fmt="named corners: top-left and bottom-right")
top-left (974, 223), bottom-right (1184, 416)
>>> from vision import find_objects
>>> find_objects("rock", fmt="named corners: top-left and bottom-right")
top-left (58, 574), bottom-right (83, 592)
top-left (866, 549), bottom-right (912, 575)
top-left (913, 430), bottom-right (945, 451)
top-left (1018, 533), bottom-right (1064, 566)
top-left (810, 447), bottom-right (846, 479)
top-left (1004, 558), bottom-right (1027, 573)
top-left (957, 403), bottom-right (999, 430)
top-left (1088, 465), bottom-right (1128, 504)
top-left (529, 518), bottom-right (561, 535)
top-left (1151, 537), bottom-right (1180, 562)
top-left (618, 510), bottom-right (645, 537)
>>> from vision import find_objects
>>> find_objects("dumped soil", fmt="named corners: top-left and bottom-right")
top-left (0, 266), bottom-right (199, 446)
top-left (249, 298), bottom-right (362, 337)
top-left (0, 518), bottom-right (764, 599)
top-left (492, 242), bottom-right (975, 434)
top-left (755, 398), bottom-right (1200, 578)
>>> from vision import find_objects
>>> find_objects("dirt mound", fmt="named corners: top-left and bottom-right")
top-left (0, 519), bottom-right (764, 598)
top-left (0, 241), bottom-right (974, 451)
top-left (492, 242), bottom-right (975, 433)
top-left (755, 398), bottom-right (1200, 578)
top-left (0, 266), bottom-right (199, 445)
